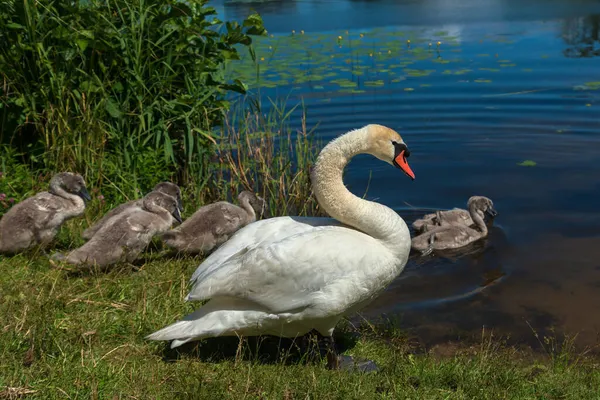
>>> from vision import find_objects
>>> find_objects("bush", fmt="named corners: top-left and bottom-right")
top-left (0, 0), bottom-right (266, 186)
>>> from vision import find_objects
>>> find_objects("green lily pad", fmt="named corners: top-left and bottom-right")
top-left (517, 160), bottom-right (537, 167)
top-left (479, 68), bottom-right (500, 72)
top-left (364, 80), bottom-right (385, 87)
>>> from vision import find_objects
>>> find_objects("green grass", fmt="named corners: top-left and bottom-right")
top-left (1, 245), bottom-right (600, 398)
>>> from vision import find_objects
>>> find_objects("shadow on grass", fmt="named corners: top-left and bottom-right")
top-left (159, 329), bottom-right (363, 367)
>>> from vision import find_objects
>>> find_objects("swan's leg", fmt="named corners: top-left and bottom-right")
top-left (420, 234), bottom-right (435, 257)
top-left (322, 335), bottom-right (378, 373)
top-left (299, 330), bottom-right (322, 362)
top-left (323, 336), bottom-right (340, 369)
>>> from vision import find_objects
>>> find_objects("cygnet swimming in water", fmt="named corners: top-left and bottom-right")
top-left (411, 198), bottom-right (498, 256)
top-left (0, 172), bottom-right (91, 254)
top-left (161, 190), bottom-right (266, 255)
top-left (82, 181), bottom-right (182, 240)
top-left (55, 191), bottom-right (182, 269)
top-left (412, 196), bottom-right (496, 233)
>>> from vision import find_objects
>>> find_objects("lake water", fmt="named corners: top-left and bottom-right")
top-left (217, 0), bottom-right (600, 350)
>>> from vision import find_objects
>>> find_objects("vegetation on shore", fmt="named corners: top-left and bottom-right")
top-left (1, 0), bottom-right (274, 193)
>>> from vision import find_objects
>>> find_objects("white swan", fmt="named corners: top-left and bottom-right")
top-left (146, 124), bottom-right (415, 369)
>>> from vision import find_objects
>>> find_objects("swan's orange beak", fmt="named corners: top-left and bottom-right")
top-left (394, 150), bottom-right (415, 180)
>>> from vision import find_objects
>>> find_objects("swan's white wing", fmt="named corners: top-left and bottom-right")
top-left (190, 216), bottom-right (344, 283)
top-left (186, 224), bottom-right (394, 315)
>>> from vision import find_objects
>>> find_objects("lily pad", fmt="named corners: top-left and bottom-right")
top-left (517, 160), bottom-right (537, 167)
top-left (479, 68), bottom-right (500, 72)
top-left (404, 69), bottom-right (435, 77)
top-left (364, 80), bottom-right (385, 87)
top-left (577, 81), bottom-right (600, 90)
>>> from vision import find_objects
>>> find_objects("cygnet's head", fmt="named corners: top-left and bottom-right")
top-left (238, 191), bottom-right (267, 219)
top-left (365, 124), bottom-right (415, 180)
top-left (467, 196), bottom-right (498, 219)
top-left (51, 172), bottom-right (91, 202)
top-left (144, 191), bottom-right (182, 223)
top-left (153, 181), bottom-right (183, 212)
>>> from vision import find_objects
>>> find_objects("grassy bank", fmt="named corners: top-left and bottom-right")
top-left (1, 253), bottom-right (600, 399)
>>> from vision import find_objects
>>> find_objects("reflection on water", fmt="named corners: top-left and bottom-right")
top-left (562, 15), bottom-right (600, 57)
top-left (217, 0), bottom-right (600, 350)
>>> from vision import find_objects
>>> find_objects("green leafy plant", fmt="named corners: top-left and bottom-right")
top-left (0, 0), bottom-right (266, 187)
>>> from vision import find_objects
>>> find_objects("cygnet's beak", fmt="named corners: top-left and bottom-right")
top-left (485, 207), bottom-right (498, 218)
top-left (78, 187), bottom-right (92, 202)
top-left (172, 207), bottom-right (183, 224)
top-left (177, 197), bottom-right (184, 212)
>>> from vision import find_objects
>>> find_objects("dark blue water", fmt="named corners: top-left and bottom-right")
top-left (218, 0), bottom-right (600, 348)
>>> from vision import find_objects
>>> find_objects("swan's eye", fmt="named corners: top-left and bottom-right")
top-left (391, 141), bottom-right (410, 157)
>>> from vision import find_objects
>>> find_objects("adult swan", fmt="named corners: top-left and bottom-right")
top-left (147, 124), bottom-right (416, 370)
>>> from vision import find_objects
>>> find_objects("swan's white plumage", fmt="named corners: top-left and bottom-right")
top-left (146, 124), bottom-right (414, 348)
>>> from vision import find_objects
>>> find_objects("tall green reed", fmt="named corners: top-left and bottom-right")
top-left (1, 97), bottom-right (323, 220)
top-left (0, 0), bottom-right (265, 188)
top-left (203, 97), bottom-right (323, 218)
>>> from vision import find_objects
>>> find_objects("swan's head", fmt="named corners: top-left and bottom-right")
top-left (467, 196), bottom-right (498, 219)
top-left (144, 191), bottom-right (183, 224)
top-left (153, 181), bottom-right (183, 212)
top-left (51, 172), bottom-right (91, 202)
top-left (239, 191), bottom-right (268, 219)
top-left (367, 124), bottom-right (415, 180)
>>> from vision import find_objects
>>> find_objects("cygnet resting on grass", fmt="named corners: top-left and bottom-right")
top-left (82, 181), bottom-right (182, 240)
top-left (0, 172), bottom-right (91, 254)
top-left (55, 191), bottom-right (181, 269)
top-left (161, 190), bottom-right (266, 255)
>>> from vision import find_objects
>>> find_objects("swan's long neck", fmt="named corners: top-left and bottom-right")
top-left (238, 195), bottom-right (257, 224)
top-left (49, 179), bottom-right (84, 210)
top-left (311, 127), bottom-right (410, 254)
top-left (145, 202), bottom-right (172, 224)
top-left (469, 207), bottom-right (488, 235)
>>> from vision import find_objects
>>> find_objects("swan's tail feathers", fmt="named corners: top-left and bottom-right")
top-left (145, 297), bottom-right (276, 348)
